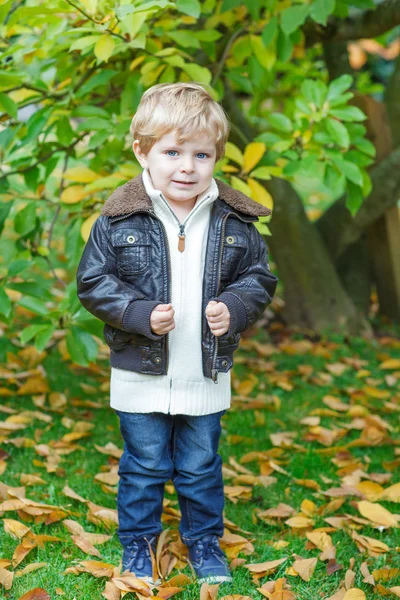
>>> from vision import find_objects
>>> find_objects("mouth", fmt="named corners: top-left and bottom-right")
top-left (172, 180), bottom-right (196, 185)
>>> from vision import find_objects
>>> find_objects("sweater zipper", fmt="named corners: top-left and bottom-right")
top-left (111, 209), bottom-right (171, 375)
top-left (210, 211), bottom-right (256, 384)
top-left (158, 192), bottom-right (211, 252)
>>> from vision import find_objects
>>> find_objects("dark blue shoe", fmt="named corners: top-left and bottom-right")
top-left (187, 534), bottom-right (232, 584)
top-left (122, 535), bottom-right (160, 584)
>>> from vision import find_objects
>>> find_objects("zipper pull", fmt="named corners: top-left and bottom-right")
top-left (178, 225), bottom-right (185, 252)
top-left (211, 369), bottom-right (218, 383)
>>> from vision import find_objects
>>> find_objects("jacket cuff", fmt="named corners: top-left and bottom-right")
top-left (210, 292), bottom-right (249, 337)
top-left (122, 300), bottom-right (164, 340)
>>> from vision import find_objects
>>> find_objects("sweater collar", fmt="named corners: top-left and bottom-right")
top-left (142, 168), bottom-right (219, 222)
top-left (101, 173), bottom-right (271, 219)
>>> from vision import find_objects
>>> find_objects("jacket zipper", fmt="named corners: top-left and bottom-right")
top-left (210, 211), bottom-right (256, 384)
top-left (110, 206), bottom-right (256, 383)
top-left (110, 209), bottom-right (172, 376)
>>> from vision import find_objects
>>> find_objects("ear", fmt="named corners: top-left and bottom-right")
top-left (132, 140), bottom-right (148, 168)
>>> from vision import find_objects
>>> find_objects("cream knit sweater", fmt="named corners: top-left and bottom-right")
top-left (110, 169), bottom-right (231, 415)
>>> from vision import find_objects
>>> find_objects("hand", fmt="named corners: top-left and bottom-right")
top-left (150, 303), bottom-right (175, 335)
top-left (205, 300), bottom-right (230, 337)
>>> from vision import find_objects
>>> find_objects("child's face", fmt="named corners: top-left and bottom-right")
top-left (133, 131), bottom-right (217, 208)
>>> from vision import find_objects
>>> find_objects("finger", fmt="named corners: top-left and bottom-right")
top-left (156, 303), bottom-right (173, 312)
top-left (211, 328), bottom-right (227, 337)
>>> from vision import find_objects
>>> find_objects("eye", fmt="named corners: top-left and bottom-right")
top-left (196, 153), bottom-right (209, 159)
top-left (166, 150), bottom-right (178, 156)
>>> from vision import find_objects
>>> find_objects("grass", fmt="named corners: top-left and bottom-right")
top-left (0, 323), bottom-right (399, 599)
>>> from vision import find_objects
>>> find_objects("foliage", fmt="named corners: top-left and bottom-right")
top-left (0, 328), bottom-right (399, 598)
top-left (0, 0), bottom-right (391, 363)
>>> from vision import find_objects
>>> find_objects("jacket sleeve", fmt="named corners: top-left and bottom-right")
top-left (76, 216), bottom-right (162, 340)
top-left (211, 223), bottom-right (278, 338)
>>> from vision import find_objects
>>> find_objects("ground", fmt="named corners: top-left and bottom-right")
top-left (0, 321), bottom-right (399, 599)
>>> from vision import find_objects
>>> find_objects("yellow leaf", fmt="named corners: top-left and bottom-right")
top-left (379, 359), bottom-right (400, 370)
top-left (224, 142), bottom-right (244, 166)
top-left (285, 516), bottom-right (314, 528)
top-left (380, 482), bottom-right (400, 503)
top-left (129, 55), bottom-right (146, 71)
top-left (292, 557), bottom-right (318, 582)
top-left (60, 185), bottom-right (87, 204)
top-left (230, 176), bottom-right (253, 197)
top-left (363, 386), bottom-right (390, 399)
top-left (358, 500), bottom-right (398, 527)
top-left (247, 178), bottom-right (273, 210)
top-left (81, 213), bottom-right (100, 242)
top-left (243, 142), bottom-right (266, 173)
top-left (243, 557), bottom-right (287, 573)
top-left (94, 34), bottom-right (115, 62)
top-left (0, 568), bottom-right (14, 590)
top-left (64, 167), bottom-right (101, 183)
top-left (343, 590), bottom-right (366, 600)
top-left (355, 480), bottom-right (384, 501)
top-left (3, 519), bottom-right (31, 539)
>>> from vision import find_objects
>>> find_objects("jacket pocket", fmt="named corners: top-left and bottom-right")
top-left (103, 324), bottom-right (133, 348)
top-left (221, 231), bottom-right (248, 283)
top-left (111, 228), bottom-right (151, 276)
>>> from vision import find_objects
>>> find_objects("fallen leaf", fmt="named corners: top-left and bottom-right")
top-left (358, 500), bottom-right (398, 527)
top-left (380, 482), bottom-right (400, 502)
top-left (292, 557), bottom-right (317, 582)
top-left (17, 589), bottom-right (50, 600)
top-left (244, 557), bottom-right (287, 574)
top-left (343, 590), bottom-right (366, 600)
top-left (0, 567), bottom-right (14, 590)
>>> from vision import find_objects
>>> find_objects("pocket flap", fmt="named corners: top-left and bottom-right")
top-left (111, 229), bottom-right (151, 247)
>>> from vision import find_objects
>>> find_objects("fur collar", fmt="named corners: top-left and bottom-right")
top-left (101, 173), bottom-right (271, 218)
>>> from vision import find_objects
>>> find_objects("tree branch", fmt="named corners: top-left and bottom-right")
top-left (304, 0), bottom-right (400, 46)
top-left (316, 145), bottom-right (400, 259)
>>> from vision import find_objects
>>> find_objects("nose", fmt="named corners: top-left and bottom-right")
top-left (179, 155), bottom-right (194, 173)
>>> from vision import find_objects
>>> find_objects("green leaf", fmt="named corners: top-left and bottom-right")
top-left (276, 29), bottom-right (293, 62)
top-left (176, 0), bottom-right (201, 18)
top-left (194, 30), bottom-right (222, 41)
top-left (168, 30), bottom-right (201, 48)
top-left (18, 295), bottom-right (48, 316)
top-left (249, 166), bottom-right (272, 180)
top-left (326, 117), bottom-right (350, 149)
top-left (182, 63), bottom-right (212, 84)
top-left (330, 106), bottom-right (366, 121)
top-left (76, 117), bottom-right (113, 132)
top-left (354, 137), bottom-right (376, 157)
top-left (221, 0), bottom-right (242, 11)
top-left (340, 159), bottom-right (364, 186)
top-left (0, 92), bottom-right (18, 119)
top-left (280, 5), bottom-right (309, 35)
top-left (35, 324), bottom-right (55, 352)
top-left (56, 116), bottom-right (74, 146)
top-left (69, 35), bottom-right (100, 52)
top-left (66, 329), bottom-right (89, 366)
top-left (310, 0), bottom-right (335, 25)
top-left (20, 324), bottom-right (48, 345)
top-left (14, 203), bottom-right (37, 236)
top-left (0, 201), bottom-right (12, 236)
top-left (346, 181), bottom-right (364, 216)
top-left (327, 74), bottom-right (353, 100)
top-left (269, 113), bottom-right (292, 133)
top-left (0, 287), bottom-right (11, 319)
top-left (301, 79), bottom-right (327, 108)
top-left (262, 16), bottom-right (278, 47)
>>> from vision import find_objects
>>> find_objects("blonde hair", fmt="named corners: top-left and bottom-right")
top-left (130, 82), bottom-right (230, 161)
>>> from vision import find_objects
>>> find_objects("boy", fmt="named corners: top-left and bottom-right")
top-left (76, 82), bottom-right (278, 585)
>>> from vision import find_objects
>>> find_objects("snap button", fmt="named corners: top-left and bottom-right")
top-left (154, 356), bottom-right (161, 364)
top-left (226, 236), bottom-right (235, 244)
top-left (222, 360), bottom-right (228, 367)
top-left (127, 235), bottom-right (136, 244)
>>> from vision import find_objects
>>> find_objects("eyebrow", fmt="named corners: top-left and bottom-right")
top-left (159, 146), bottom-right (214, 152)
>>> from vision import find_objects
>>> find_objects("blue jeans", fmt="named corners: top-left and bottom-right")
top-left (115, 410), bottom-right (225, 548)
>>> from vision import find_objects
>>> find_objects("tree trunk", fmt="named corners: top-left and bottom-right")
top-left (265, 177), bottom-right (368, 333)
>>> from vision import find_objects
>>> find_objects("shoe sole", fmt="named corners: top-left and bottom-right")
top-left (197, 575), bottom-right (233, 584)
